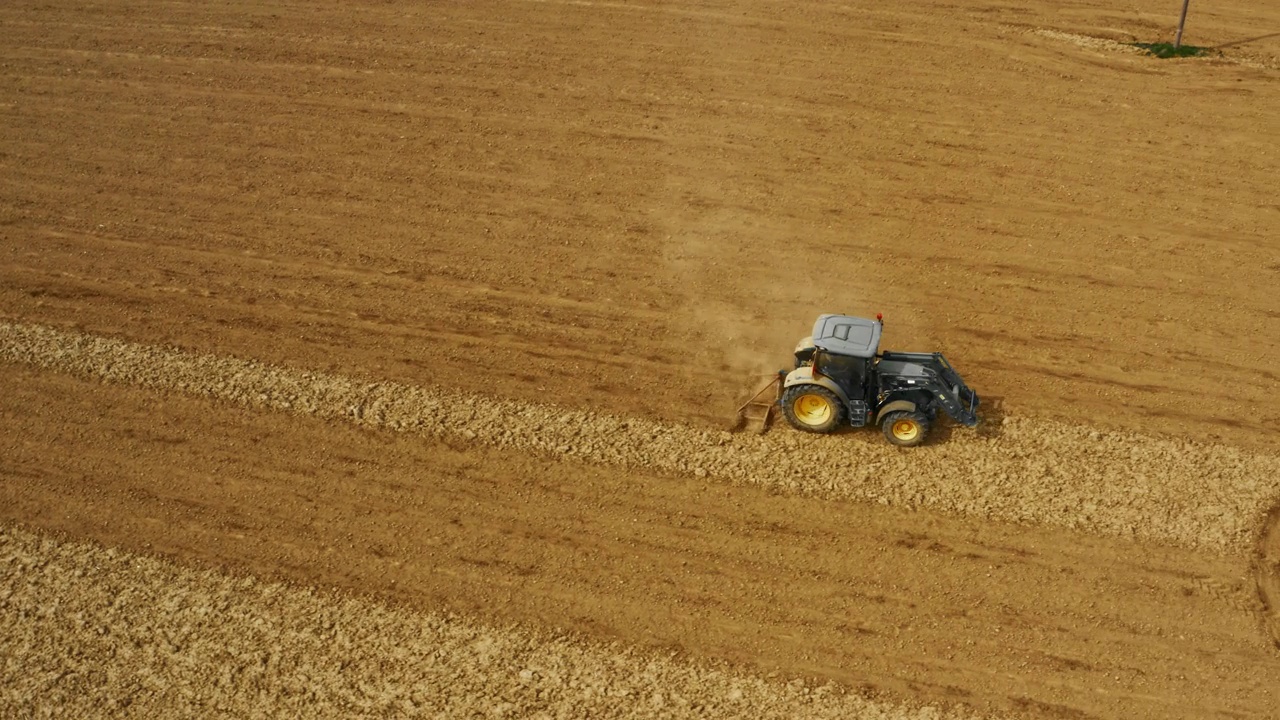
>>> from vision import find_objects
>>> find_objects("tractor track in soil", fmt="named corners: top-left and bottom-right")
top-left (1258, 506), bottom-right (1280, 650)
top-left (3, 321), bottom-right (1278, 556)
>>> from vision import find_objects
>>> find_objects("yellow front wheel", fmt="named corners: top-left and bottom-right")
top-left (881, 410), bottom-right (930, 447)
top-left (781, 385), bottom-right (844, 434)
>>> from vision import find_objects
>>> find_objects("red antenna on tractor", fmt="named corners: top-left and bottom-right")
top-left (876, 313), bottom-right (883, 322)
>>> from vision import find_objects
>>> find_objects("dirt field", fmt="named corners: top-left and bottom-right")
top-left (2, 0), bottom-right (1279, 717)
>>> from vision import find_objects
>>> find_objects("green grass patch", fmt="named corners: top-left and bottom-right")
top-left (1132, 42), bottom-right (1210, 58)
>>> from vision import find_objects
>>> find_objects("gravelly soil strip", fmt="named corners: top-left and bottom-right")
top-left (0, 524), bottom-right (986, 719)
top-left (2, 321), bottom-right (1277, 553)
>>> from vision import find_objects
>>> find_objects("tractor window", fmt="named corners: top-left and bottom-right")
top-left (816, 353), bottom-right (867, 395)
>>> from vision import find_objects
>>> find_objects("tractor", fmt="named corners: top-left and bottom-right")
top-left (739, 314), bottom-right (980, 446)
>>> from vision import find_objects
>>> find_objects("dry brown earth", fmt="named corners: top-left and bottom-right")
top-left (3, 0), bottom-right (1280, 717)
top-left (2, 350), bottom-right (1280, 718)
top-left (1, 0), bottom-right (1278, 448)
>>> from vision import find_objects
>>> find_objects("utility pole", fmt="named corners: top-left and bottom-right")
top-left (1174, 0), bottom-right (1191, 49)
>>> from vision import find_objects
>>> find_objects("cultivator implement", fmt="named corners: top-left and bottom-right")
top-left (734, 373), bottom-right (783, 433)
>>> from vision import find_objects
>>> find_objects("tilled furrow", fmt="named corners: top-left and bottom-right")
top-left (2, 321), bottom-right (1278, 553)
top-left (0, 525), bottom-right (986, 720)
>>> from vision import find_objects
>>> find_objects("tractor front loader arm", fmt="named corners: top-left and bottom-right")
top-left (879, 352), bottom-right (980, 427)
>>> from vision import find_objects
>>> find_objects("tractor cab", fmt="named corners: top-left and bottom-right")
top-left (790, 314), bottom-right (880, 411)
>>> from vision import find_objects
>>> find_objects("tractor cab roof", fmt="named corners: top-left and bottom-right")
top-left (812, 314), bottom-right (882, 358)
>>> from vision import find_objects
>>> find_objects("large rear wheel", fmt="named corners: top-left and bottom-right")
top-left (881, 410), bottom-right (930, 447)
top-left (781, 385), bottom-right (844, 434)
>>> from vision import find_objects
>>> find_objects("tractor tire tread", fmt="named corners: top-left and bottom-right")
top-left (781, 385), bottom-right (844, 434)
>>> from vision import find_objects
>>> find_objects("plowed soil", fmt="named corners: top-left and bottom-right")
top-left (2, 0), bottom-right (1279, 718)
